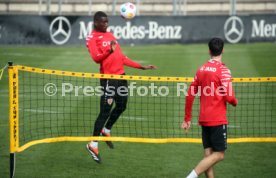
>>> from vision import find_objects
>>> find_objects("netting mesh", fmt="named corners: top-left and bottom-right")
top-left (17, 69), bottom-right (276, 146)
top-left (228, 82), bottom-right (276, 137)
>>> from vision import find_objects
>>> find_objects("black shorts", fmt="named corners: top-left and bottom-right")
top-left (202, 125), bottom-right (227, 152)
top-left (100, 78), bottom-right (128, 99)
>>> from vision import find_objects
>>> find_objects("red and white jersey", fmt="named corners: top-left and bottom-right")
top-left (185, 59), bottom-right (238, 126)
top-left (86, 30), bottom-right (141, 74)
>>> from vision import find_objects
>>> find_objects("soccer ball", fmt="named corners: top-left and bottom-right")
top-left (120, 2), bottom-right (136, 20)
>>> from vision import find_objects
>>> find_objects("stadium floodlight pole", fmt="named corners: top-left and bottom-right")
top-left (175, 0), bottom-right (184, 15)
top-left (177, 0), bottom-right (180, 15)
top-left (178, 0), bottom-right (184, 15)
top-left (8, 61), bottom-right (16, 178)
top-left (88, 0), bottom-right (92, 16)
top-left (58, 0), bottom-right (62, 16)
top-left (183, 0), bottom-right (187, 16)
top-left (47, 0), bottom-right (51, 15)
top-left (230, 0), bottom-right (236, 16)
top-left (136, 0), bottom-right (140, 16)
top-left (173, 0), bottom-right (177, 15)
top-left (112, 0), bottom-right (117, 15)
top-left (38, 0), bottom-right (42, 15)
top-left (179, 0), bottom-right (183, 15)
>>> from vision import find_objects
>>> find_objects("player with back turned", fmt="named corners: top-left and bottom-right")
top-left (182, 38), bottom-right (238, 178)
top-left (85, 11), bottom-right (156, 164)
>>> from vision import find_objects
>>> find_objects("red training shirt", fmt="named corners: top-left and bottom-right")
top-left (86, 30), bottom-right (142, 74)
top-left (185, 59), bottom-right (237, 126)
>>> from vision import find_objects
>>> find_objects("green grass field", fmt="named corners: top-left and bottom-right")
top-left (0, 43), bottom-right (276, 178)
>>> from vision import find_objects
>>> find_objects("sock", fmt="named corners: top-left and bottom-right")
top-left (89, 141), bottom-right (98, 148)
top-left (103, 127), bottom-right (111, 134)
top-left (186, 170), bottom-right (198, 178)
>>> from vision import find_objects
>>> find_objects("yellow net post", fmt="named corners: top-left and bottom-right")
top-left (8, 62), bottom-right (19, 178)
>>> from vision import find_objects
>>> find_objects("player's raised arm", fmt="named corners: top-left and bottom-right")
top-left (122, 55), bottom-right (157, 70)
top-left (140, 65), bottom-right (157, 70)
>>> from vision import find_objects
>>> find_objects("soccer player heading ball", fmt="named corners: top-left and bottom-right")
top-left (85, 11), bottom-right (156, 164)
top-left (182, 38), bottom-right (238, 178)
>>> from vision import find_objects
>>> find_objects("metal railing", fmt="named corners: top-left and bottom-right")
top-left (0, 0), bottom-right (275, 16)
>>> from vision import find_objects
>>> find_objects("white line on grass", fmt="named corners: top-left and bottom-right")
top-left (227, 124), bottom-right (241, 128)
top-left (19, 108), bottom-right (61, 114)
top-left (121, 116), bottom-right (145, 121)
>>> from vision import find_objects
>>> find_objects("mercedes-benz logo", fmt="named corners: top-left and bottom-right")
top-left (49, 16), bottom-right (71, 45)
top-left (224, 16), bottom-right (244, 44)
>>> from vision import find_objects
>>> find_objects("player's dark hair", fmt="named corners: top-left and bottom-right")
top-left (208, 38), bottom-right (224, 56)
top-left (94, 11), bottom-right (107, 22)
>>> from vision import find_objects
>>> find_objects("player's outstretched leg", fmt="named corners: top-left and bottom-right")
top-left (86, 143), bottom-right (101, 164)
top-left (101, 127), bottom-right (114, 149)
top-left (103, 93), bottom-right (128, 149)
